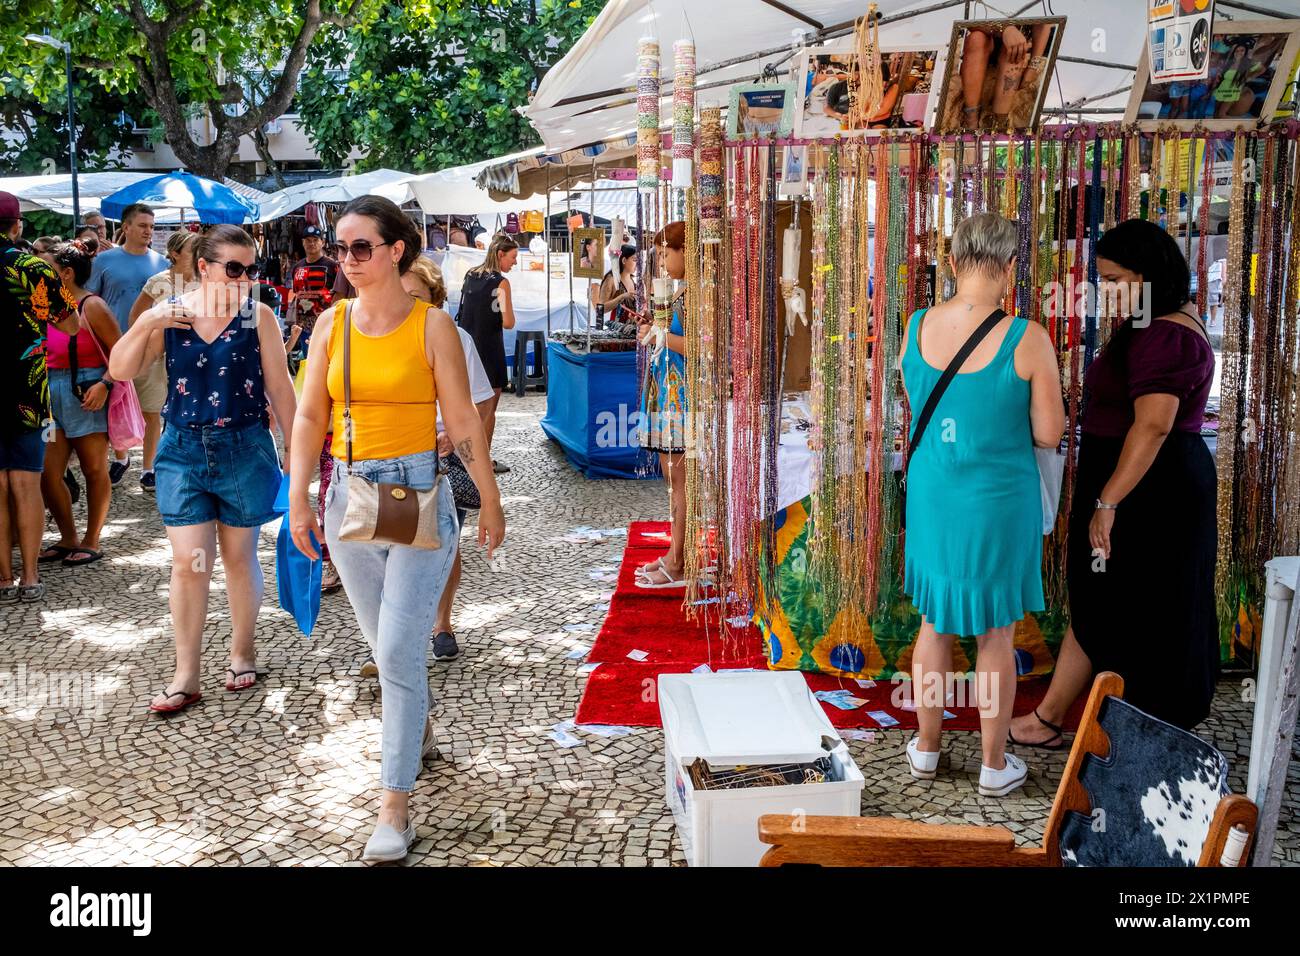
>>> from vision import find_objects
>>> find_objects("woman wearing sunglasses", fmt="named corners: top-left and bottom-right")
top-left (288, 196), bottom-right (505, 863)
top-left (110, 224), bottom-right (298, 714)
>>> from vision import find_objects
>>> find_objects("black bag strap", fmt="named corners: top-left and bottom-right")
top-left (906, 308), bottom-right (1007, 466)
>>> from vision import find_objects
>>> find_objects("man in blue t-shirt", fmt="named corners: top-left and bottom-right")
top-left (85, 202), bottom-right (167, 484)
top-left (87, 203), bottom-right (167, 332)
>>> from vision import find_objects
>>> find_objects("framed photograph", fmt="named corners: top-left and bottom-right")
top-left (779, 145), bottom-right (809, 198)
top-left (572, 227), bottom-right (606, 280)
top-left (726, 82), bottom-right (795, 139)
top-left (793, 42), bottom-right (940, 139)
top-left (1125, 20), bottom-right (1300, 128)
top-left (935, 17), bottom-right (1066, 133)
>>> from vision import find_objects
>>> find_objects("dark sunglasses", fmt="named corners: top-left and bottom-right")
top-left (207, 259), bottom-right (261, 280)
top-left (338, 240), bottom-right (390, 263)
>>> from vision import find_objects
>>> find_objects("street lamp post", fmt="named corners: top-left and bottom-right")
top-left (25, 34), bottom-right (80, 227)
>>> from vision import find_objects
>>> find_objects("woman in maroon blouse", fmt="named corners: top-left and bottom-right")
top-left (1010, 219), bottom-right (1218, 743)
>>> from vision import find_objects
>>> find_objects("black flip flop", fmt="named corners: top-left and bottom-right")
top-left (1007, 708), bottom-right (1066, 750)
top-left (38, 545), bottom-right (75, 563)
top-left (61, 548), bottom-right (104, 568)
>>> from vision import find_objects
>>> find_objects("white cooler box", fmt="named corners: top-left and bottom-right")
top-left (658, 670), bottom-right (864, 867)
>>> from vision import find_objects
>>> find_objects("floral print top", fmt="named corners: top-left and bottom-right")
top-left (162, 297), bottom-right (268, 429)
top-left (1, 239), bottom-right (77, 435)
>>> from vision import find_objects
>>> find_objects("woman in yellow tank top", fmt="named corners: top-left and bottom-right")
top-left (288, 196), bottom-right (505, 863)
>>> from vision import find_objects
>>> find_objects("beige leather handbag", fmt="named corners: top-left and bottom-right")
top-left (336, 300), bottom-right (442, 549)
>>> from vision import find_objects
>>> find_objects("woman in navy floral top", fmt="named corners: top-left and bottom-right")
top-left (111, 225), bottom-right (298, 714)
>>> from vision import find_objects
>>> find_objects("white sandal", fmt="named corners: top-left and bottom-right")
top-left (637, 563), bottom-right (687, 590)
top-left (636, 556), bottom-right (667, 579)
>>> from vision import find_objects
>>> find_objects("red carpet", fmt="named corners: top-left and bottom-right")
top-left (576, 522), bottom-right (1086, 733)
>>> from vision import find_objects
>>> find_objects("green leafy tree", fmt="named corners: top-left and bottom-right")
top-left (0, 75), bottom-right (151, 175)
top-left (297, 0), bottom-right (604, 173)
top-left (1, 1), bottom-right (389, 180)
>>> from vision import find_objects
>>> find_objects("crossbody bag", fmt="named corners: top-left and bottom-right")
top-left (900, 308), bottom-right (1006, 529)
top-left (336, 299), bottom-right (443, 550)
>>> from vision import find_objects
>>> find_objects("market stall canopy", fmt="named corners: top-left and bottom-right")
top-left (0, 171), bottom-right (271, 223)
top-left (478, 140), bottom-right (638, 199)
top-left (253, 167), bottom-right (416, 221)
top-left (101, 171), bottom-right (260, 224)
top-left (525, 0), bottom-right (1300, 154)
top-left (406, 147), bottom-right (546, 214)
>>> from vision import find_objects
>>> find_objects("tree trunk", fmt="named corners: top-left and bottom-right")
top-left (123, 0), bottom-right (365, 182)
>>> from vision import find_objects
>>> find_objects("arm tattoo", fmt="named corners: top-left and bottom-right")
top-left (455, 438), bottom-right (476, 463)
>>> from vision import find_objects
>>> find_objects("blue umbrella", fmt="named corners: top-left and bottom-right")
top-left (100, 171), bottom-right (259, 224)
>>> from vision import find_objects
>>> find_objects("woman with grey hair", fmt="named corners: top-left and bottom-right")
top-left (898, 212), bottom-right (1065, 798)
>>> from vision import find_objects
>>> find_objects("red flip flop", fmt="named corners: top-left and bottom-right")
top-left (149, 689), bottom-right (202, 714)
top-left (225, 668), bottom-right (259, 691)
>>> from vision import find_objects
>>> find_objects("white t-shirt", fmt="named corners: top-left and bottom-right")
top-left (459, 327), bottom-right (495, 404)
top-left (437, 327), bottom-right (495, 432)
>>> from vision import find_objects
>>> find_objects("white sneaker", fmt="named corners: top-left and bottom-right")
top-left (905, 737), bottom-right (940, 780)
top-left (361, 818), bottom-right (416, 863)
top-left (978, 753), bottom-right (1028, 797)
top-left (421, 716), bottom-right (437, 759)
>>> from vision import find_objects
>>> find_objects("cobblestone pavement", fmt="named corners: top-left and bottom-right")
top-left (1, 394), bottom-right (1296, 866)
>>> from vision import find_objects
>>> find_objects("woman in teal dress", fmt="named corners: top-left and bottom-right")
top-left (898, 213), bottom-right (1064, 798)
top-left (636, 221), bottom-right (689, 588)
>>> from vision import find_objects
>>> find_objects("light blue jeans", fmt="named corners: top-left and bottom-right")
top-left (324, 449), bottom-right (458, 792)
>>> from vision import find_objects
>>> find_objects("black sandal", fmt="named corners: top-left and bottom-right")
top-left (1007, 708), bottom-right (1066, 750)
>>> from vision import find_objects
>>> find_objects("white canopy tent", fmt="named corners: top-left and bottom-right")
top-left (525, 0), bottom-right (1300, 154)
top-left (0, 171), bottom-right (271, 223)
top-left (252, 167), bottom-right (416, 221)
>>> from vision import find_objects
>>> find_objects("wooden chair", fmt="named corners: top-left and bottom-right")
top-left (758, 672), bottom-right (1258, 867)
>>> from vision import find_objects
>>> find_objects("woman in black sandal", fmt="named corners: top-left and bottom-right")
top-left (1009, 219), bottom-right (1218, 746)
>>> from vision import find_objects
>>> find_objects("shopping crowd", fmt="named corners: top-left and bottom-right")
top-left (1, 190), bottom-right (527, 861)
top-left (4, 189), bottom-right (1219, 855)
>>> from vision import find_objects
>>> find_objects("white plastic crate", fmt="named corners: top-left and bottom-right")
top-left (659, 670), bottom-right (864, 867)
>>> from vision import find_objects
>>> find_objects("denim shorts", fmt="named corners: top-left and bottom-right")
top-left (0, 428), bottom-right (47, 472)
top-left (154, 421), bottom-right (282, 528)
top-left (48, 368), bottom-right (109, 440)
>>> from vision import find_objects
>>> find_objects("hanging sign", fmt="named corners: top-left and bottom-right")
top-left (1147, 0), bottom-right (1215, 83)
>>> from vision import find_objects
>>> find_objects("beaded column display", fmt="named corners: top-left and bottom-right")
top-left (936, 140), bottom-right (953, 297)
top-left (1148, 132), bottom-right (1163, 225)
top-left (728, 146), bottom-right (762, 610)
top-left (672, 40), bottom-right (695, 191)
top-left (1015, 135), bottom-right (1033, 319)
top-left (681, 188), bottom-right (710, 615)
top-left (1168, 131), bottom-right (1183, 238)
top-left (1280, 141), bottom-right (1300, 553)
top-left (809, 142), bottom-right (843, 612)
top-left (1085, 133), bottom-right (1102, 366)
top-left (848, 143), bottom-right (873, 626)
top-left (761, 144), bottom-right (782, 591)
top-left (1126, 132), bottom-right (1143, 221)
top-left (874, 140), bottom-right (907, 616)
top-left (1216, 133), bottom-right (1252, 645)
top-left (862, 140), bottom-right (890, 608)
top-left (699, 107), bottom-right (724, 244)
top-left (637, 38), bottom-right (660, 195)
top-left (1196, 136), bottom-right (1212, 319)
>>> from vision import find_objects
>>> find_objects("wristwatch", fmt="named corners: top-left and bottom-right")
top-left (1094, 499), bottom-right (1118, 511)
